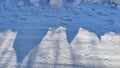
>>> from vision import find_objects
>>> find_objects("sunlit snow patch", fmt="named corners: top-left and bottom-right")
top-left (97, 32), bottom-right (120, 68)
top-left (71, 28), bottom-right (120, 68)
top-left (21, 27), bottom-right (120, 68)
top-left (71, 28), bottom-right (105, 68)
top-left (21, 26), bottom-right (72, 68)
top-left (0, 30), bottom-right (17, 68)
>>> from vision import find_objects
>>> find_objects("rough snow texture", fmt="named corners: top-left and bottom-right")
top-left (71, 28), bottom-right (120, 68)
top-left (20, 27), bottom-right (120, 68)
top-left (0, 30), bottom-right (17, 68)
top-left (21, 26), bottom-right (72, 68)
top-left (1, 0), bottom-right (120, 68)
top-left (71, 28), bottom-right (103, 67)
top-left (0, 28), bottom-right (120, 68)
top-left (98, 32), bottom-right (120, 68)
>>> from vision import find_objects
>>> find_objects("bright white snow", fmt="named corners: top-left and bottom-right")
top-left (0, 27), bottom-right (120, 68)
top-left (21, 26), bottom-right (72, 68)
top-left (70, 28), bottom-right (102, 67)
top-left (71, 28), bottom-right (120, 68)
top-left (20, 27), bottom-right (120, 68)
top-left (1, 0), bottom-right (120, 68)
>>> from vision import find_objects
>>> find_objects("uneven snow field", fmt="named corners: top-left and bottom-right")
top-left (71, 27), bottom-right (120, 68)
top-left (0, 28), bottom-right (120, 68)
top-left (1, 0), bottom-right (120, 68)
top-left (21, 26), bottom-right (73, 68)
top-left (20, 27), bottom-right (120, 68)
top-left (0, 31), bottom-right (17, 68)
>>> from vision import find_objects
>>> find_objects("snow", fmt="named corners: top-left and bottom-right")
top-left (71, 28), bottom-right (103, 67)
top-left (0, 28), bottom-right (120, 68)
top-left (98, 32), bottom-right (120, 68)
top-left (20, 27), bottom-right (120, 68)
top-left (21, 26), bottom-right (72, 68)
top-left (1, 0), bottom-right (120, 68)
top-left (0, 30), bottom-right (17, 68)
top-left (71, 28), bottom-right (120, 68)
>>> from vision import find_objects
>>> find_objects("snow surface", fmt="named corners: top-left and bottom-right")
top-left (0, 27), bottom-right (120, 68)
top-left (1, 0), bottom-right (120, 68)
top-left (71, 27), bottom-right (120, 68)
top-left (21, 26), bottom-right (72, 68)
top-left (20, 27), bottom-right (120, 68)
top-left (0, 30), bottom-right (17, 68)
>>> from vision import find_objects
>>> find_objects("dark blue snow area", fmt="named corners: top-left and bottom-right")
top-left (0, 0), bottom-right (120, 63)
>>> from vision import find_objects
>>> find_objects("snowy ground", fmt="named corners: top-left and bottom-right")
top-left (0, 0), bottom-right (120, 68)
top-left (0, 31), bottom-right (17, 68)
